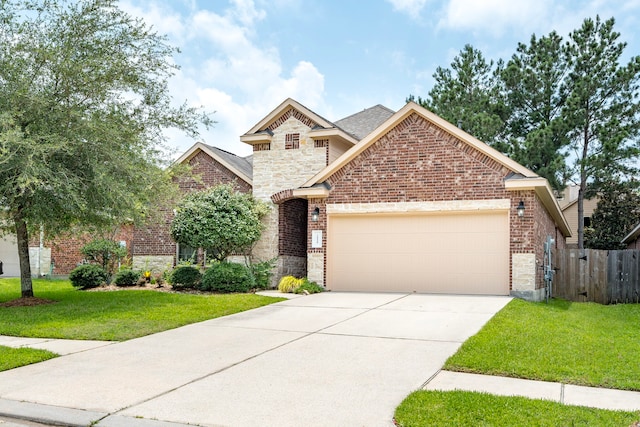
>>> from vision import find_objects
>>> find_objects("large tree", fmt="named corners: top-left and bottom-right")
top-left (585, 179), bottom-right (640, 249)
top-left (170, 185), bottom-right (269, 263)
top-left (562, 16), bottom-right (640, 249)
top-left (502, 31), bottom-right (570, 191)
top-left (408, 44), bottom-right (509, 151)
top-left (0, 0), bottom-right (209, 297)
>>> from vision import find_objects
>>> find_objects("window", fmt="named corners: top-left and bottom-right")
top-left (285, 133), bottom-right (300, 149)
top-left (584, 217), bottom-right (591, 227)
top-left (177, 244), bottom-right (197, 263)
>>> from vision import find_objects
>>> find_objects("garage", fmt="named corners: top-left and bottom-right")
top-left (327, 210), bottom-right (510, 295)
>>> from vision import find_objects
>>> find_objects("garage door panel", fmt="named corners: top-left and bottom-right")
top-left (328, 211), bottom-right (509, 295)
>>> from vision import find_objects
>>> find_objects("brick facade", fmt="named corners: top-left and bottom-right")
top-left (44, 225), bottom-right (133, 275)
top-left (132, 149), bottom-right (252, 266)
top-left (279, 198), bottom-right (307, 257)
top-left (307, 112), bottom-right (565, 296)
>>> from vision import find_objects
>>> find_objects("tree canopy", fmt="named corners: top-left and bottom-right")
top-left (585, 180), bottom-right (640, 249)
top-left (0, 0), bottom-right (210, 297)
top-left (408, 16), bottom-right (640, 248)
top-left (170, 185), bottom-right (269, 262)
top-left (408, 44), bottom-right (509, 152)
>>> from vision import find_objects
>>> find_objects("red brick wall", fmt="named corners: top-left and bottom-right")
top-left (279, 198), bottom-right (307, 257)
top-left (132, 149), bottom-right (252, 260)
top-left (46, 225), bottom-right (133, 275)
top-left (309, 112), bottom-right (565, 291)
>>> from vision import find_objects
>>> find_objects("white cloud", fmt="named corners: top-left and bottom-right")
top-left (438, 0), bottom-right (551, 37)
top-left (386, 0), bottom-right (429, 19)
top-left (122, 0), bottom-right (326, 157)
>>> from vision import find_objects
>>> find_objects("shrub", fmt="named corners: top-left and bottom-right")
top-left (170, 266), bottom-right (202, 289)
top-left (250, 258), bottom-right (276, 290)
top-left (294, 278), bottom-right (325, 294)
top-left (113, 269), bottom-right (140, 287)
top-left (200, 262), bottom-right (255, 293)
top-left (278, 276), bottom-right (303, 293)
top-left (80, 238), bottom-right (127, 280)
top-left (69, 264), bottom-right (109, 289)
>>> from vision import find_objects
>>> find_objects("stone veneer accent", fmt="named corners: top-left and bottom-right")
top-left (251, 114), bottom-right (328, 281)
top-left (307, 252), bottom-right (324, 285)
top-left (511, 253), bottom-right (536, 292)
top-left (132, 255), bottom-right (174, 274)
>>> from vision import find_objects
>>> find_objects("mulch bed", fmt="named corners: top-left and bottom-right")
top-left (0, 297), bottom-right (57, 308)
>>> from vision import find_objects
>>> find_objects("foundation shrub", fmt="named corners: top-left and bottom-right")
top-left (113, 269), bottom-right (141, 287)
top-left (200, 262), bottom-right (255, 293)
top-left (69, 264), bottom-right (109, 289)
top-left (294, 278), bottom-right (324, 294)
top-left (170, 266), bottom-right (202, 290)
top-left (250, 258), bottom-right (276, 290)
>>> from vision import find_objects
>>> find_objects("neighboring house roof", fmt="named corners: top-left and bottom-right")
top-left (174, 142), bottom-right (253, 185)
top-left (295, 101), bottom-right (571, 236)
top-left (622, 223), bottom-right (640, 244)
top-left (334, 104), bottom-right (395, 140)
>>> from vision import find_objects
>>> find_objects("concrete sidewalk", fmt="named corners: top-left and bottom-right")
top-left (425, 370), bottom-right (640, 412)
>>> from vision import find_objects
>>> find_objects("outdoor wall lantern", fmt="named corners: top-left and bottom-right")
top-left (311, 207), bottom-right (320, 222)
top-left (517, 200), bottom-right (525, 217)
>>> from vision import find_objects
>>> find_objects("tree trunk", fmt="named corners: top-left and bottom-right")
top-left (577, 184), bottom-right (585, 251)
top-left (14, 213), bottom-right (34, 298)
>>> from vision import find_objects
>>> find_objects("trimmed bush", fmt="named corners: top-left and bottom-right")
top-left (170, 266), bottom-right (202, 290)
top-left (294, 278), bottom-right (325, 294)
top-left (278, 275), bottom-right (303, 293)
top-left (200, 262), bottom-right (255, 293)
top-left (69, 264), bottom-right (109, 289)
top-left (113, 269), bottom-right (140, 287)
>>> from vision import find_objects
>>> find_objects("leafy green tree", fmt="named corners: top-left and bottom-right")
top-left (562, 16), bottom-right (640, 249)
top-left (502, 31), bottom-right (570, 191)
top-left (0, 0), bottom-right (209, 297)
top-left (585, 180), bottom-right (640, 249)
top-left (170, 185), bottom-right (269, 262)
top-left (408, 44), bottom-right (509, 151)
top-left (80, 238), bottom-right (127, 281)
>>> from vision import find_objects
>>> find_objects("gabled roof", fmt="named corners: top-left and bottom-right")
top-left (241, 98), bottom-right (359, 145)
top-left (297, 101), bottom-right (571, 236)
top-left (334, 104), bottom-right (395, 140)
top-left (622, 223), bottom-right (640, 244)
top-left (302, 101), bottom-right (537, 187)
top-left (174, 142), bottom-right (252, 186)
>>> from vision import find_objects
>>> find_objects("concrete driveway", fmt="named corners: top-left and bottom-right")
top-left (0, 292), bottom-right (511, 427)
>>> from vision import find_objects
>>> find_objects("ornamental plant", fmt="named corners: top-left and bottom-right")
top-left (170, 184), bottom-right (269, 261)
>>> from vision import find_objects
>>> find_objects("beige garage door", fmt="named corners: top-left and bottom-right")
top-left (327, 211), bottom-right (509, 295)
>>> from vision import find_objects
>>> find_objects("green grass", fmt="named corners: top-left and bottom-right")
top-left (394, 390), bottom-right (640, 426)
top-left (0, 278), bottom-right (285, 341)
top-left (445, 298), bottom-right (640, 390)
top-left (0, 345), bottom-right (58, 371)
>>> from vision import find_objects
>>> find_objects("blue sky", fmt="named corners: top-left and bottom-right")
top-left (122, 0), bottom-right (640, 157)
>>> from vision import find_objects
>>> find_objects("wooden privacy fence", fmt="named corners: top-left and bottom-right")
top-left (554, 249), bottom-right (640, 304)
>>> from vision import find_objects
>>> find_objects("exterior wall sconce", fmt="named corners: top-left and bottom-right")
top-left (311, 207), bottom-right (320, 222)
top-left (517, 200), bottom-right (525, 217)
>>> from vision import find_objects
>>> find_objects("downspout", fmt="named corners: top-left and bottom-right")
top-left (38, 224), bottom-right (44, 277)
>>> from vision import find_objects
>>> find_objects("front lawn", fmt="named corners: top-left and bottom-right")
top-left (0, 278), bottom-right (284, 341)
top-left (394, 390), bottom-right (640, 427)
top-left (444, 298), bottom-right (640, 391)
top-left (0, 346), bottom-right (58, 371)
